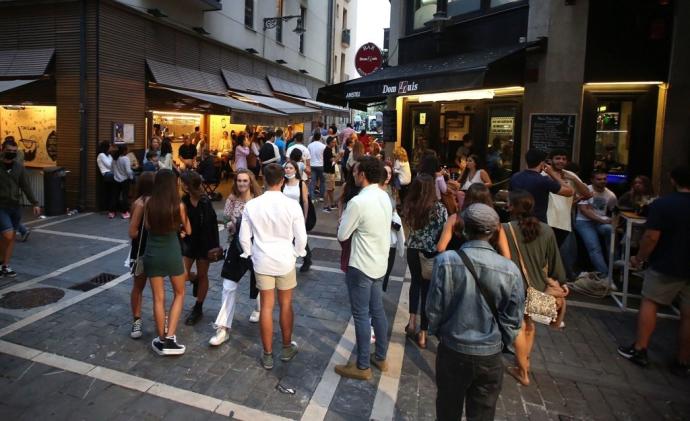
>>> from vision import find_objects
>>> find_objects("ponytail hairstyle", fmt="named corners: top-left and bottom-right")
top-left (508, 190), bottom-right (541, 243)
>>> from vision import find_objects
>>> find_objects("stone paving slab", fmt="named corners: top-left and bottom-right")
top-left (0, 354), bottom-right (233, 420)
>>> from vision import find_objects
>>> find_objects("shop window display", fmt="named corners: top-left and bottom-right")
top-left (594, 100), bottom-right (632, 177)
top-left (0, 105), bottom-right (57, 167)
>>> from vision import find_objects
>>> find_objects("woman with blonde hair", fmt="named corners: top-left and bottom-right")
top-left (144, 169), bottom-right (191, 355)
top-left (393, 146), bottom-right (412, 203)
top-left (210, 169), bottom-right (262, 345)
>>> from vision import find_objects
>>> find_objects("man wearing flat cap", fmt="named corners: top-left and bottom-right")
top-left (427, 203), bottom-right (525, 421)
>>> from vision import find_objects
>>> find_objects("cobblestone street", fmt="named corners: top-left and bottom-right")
top-left (0, 210), bottom-right (687, 420)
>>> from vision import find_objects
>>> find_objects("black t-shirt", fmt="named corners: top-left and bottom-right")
top-left (645, 192), bottom-right (690, 277)
top-left (323, 146), bottom-right (336, 174)
top-left (179, 144), bottom-right (197, 160)
top-left (510, 170), bottom-right (561, 223)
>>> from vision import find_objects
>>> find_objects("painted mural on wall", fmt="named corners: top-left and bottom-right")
top-left (0, 106), bottom-right (57, 166)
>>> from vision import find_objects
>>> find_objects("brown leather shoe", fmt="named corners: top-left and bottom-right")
top-left (335, 363), bottom-right (372, 380)
top-left (370, 356), bottom-right (389, 372)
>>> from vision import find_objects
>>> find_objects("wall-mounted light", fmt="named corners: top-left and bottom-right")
top-left (414, 86), bottom-right (525, 102)
top-left (299, 69), bottom-right (309, 74)
top-left (276, 59), bottom-right (287, 64)
top-left (245, 48), bottom-right (259, 54)
top-left (263, 15), bottom-right (306, 35)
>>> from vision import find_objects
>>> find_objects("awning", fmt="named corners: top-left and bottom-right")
top-left (162, 87), bottom-right (285, 116)
top-left (233, 92), bottom-right (318, 116)
top-left (0, 79), bottom-right (39, 94)
top-left (0, 48), bottom-right (55, 78)
top-left (278, 94), bottom-right (350, 115)
top-left (147, 59), bottom-right (227, 94)
top-left (222, 69), bottom-right (273, 96)
top-left (318, 42), bottom-right (539, 108)
top-left (267, 75), bottom-right (312, 99)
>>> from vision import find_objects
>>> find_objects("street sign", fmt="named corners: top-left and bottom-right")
top-left (355, 43), bottom-right (383, 77)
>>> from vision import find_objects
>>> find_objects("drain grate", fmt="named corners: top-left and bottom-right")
top-left (0, 287), bottom-right (65, 309)
top-left (69, 273), bottom-right (118, 292)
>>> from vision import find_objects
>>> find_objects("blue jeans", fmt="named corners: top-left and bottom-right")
top-left (574, 220), bottom-right (612, 274)
top-left (309, 166), bottom-right (325, 198)
top-left (346, 266), bottom-right (389, 369)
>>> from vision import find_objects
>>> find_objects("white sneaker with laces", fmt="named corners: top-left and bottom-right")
top-left (209, 327), bottom-right (230, 346)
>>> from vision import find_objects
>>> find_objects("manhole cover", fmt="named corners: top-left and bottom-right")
top-left (0, 287), bottom-right (65, 309)
top-left (69, 273), bottom-right (118, 292)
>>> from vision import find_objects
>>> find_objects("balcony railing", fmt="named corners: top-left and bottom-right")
top-left (341, 28), bottom-right (351, 47)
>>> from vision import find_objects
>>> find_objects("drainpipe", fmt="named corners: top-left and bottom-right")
top-left (326, 0), bottom-right (334, 84)
top-left (78, 0), bottom-right (88, 210)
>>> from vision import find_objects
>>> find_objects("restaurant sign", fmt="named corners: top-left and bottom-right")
top-left (355, 43), bottom-right (383, 77)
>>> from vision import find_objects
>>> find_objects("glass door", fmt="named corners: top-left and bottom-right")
top-left (408, 105), bottom-right (434, 170)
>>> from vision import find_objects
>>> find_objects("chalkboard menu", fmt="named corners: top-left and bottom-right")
top-left (382, 109), bottom-right (397, 143)
top-left (528, 113), bottom-right (577, 158)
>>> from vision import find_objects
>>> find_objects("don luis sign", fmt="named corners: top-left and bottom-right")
top-left (355, 43), bottom-right (383, 77)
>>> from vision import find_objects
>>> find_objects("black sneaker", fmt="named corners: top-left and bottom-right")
top-left (152, 335), bottom-right (186, 356)
top-left (300, 259), bottom-right (312, 272)
top-left (670, 360), bottom-right (689, 378)
top-left (617, 344), bottom-right (649, 366)
top-left (184, 306), bottom-right (203, 326)
top-left (1, 266), bottom-right (16, 278)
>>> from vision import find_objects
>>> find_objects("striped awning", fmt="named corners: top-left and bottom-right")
top-left (0, 79), bottom-right (39, 94)
top-left (0, 48), bottom-right (54, 78)
top-left (161, 87), bottom-right (286, 116)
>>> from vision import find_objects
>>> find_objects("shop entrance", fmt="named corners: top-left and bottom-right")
top-left (406, 104), bottom-right (436, 170)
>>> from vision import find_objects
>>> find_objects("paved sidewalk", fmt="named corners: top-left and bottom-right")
top-left (0, 209), bottom-right (688, 420)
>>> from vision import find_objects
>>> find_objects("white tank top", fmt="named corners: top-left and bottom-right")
top-left (461, 170), bottom-right (483, 191)
top-left (283, 183), bottom-right (301, 203)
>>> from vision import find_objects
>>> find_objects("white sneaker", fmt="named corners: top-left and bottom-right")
top-left (249, 310), bottom-right (260, 323)
top-left (209, 327), bottom-right (229, 346)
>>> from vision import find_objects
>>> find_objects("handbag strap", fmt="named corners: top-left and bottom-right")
top-left (506, 221), bottom-right (534, 288)
top-left (455, 250), bottom-right (500, 325)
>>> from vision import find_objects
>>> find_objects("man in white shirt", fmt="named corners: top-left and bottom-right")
top-left (545, 150), bottom-right (591, 278)
top-left (307, 131), bottom-right (326, 201)
top-left (574, 169), bottom-right (618, 275)
top-left (239, 163), bottom-right (307, 370)
top-left (286, 132), bottom-right (311, 181)
top-left (335, 156), bottom-right (392, 380)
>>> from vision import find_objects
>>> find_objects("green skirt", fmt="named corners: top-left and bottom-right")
top-left (144, 232), bottom-right (185, 277)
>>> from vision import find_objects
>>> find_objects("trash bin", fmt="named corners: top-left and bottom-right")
top-left (43, 167), bottom-right (66, 216)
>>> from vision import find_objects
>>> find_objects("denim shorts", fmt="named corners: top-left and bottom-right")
top-left (0, 207), bottom-right (21, 233)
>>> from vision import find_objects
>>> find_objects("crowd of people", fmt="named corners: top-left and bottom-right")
top-left (4, 119), bottom-right (688, 420)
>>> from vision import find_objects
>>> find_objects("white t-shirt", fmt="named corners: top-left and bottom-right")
top-left (576, 185), bottom-right (617, 221)
top-left (546, 169), bottom-right (581, 232)
top-left (287, 143), bottom-right (310, 161)
top-left (307, 141), bottom-right (326, 167)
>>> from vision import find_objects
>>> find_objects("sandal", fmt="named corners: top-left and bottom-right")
top-left (416, 331), bottom-right (427, 349)
top-left (404, 324), bottom-right (416, 338)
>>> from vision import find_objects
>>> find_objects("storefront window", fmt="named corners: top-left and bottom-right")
top-left (412, 0), bottom-right (437, 30)
top-left (0, 105), bottom-right (57, 167)
top-left (594, 100), bottom-right (632, 177)
top-left (486, 106), bottom-right (517, 185)
top-left (448, 0), bottom-right (480, 17)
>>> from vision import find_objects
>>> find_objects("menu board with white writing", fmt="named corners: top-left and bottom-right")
top-left (528, 113), bottom-right (576, 158)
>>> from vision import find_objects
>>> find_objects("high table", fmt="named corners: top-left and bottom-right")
top-left (608, 211), bottom-right (679, 319)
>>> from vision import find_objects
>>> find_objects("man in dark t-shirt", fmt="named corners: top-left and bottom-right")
top-left (178, 135), bottom-right (197, 169)
top-left (510, 149), bottom-right (573, 222)
top-left (618, 165), bottom-right (690, 377)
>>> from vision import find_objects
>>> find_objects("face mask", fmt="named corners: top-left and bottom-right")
top-left (285, 173), bottom-right (296, 180)
top-left (3, 152), bottom-right (17, 160)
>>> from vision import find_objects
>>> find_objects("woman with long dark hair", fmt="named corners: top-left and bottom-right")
top-left (459, 154), bottom-right (493, 191)
top-left (503, 190), bottom-right (568, 386)
top-left (144, 169), bottom-right (191, 355)
top-left (179, 170), bottom-right (220, 325)
top-left (97, 140), bottom-right (117, 218)
top-left (283, 160), bottom-right (312, 272)
top-left (210, 169), bottom-right (263, 345)
top-left (127, 171), bottom-right (155, 339)
top-left (402, 174), bottom-right (448, 348)
top-left (112, 144), bottom-right (134, 219)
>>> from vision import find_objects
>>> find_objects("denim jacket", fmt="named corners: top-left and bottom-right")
top-left (426, 240), bottom-right (525, 356)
